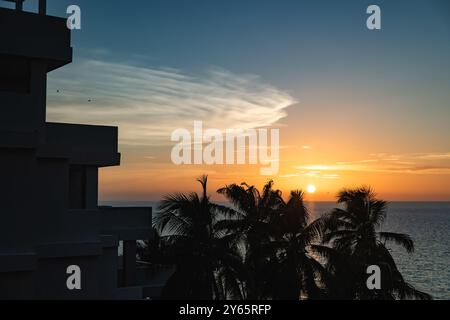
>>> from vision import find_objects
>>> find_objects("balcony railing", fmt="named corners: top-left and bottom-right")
top-left (2, 0), bottom-right (46, 15)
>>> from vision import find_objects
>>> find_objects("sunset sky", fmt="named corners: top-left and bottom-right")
top-left (11, 0), bottom-right (449, 201)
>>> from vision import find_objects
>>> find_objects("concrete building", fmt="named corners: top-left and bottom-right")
top-left (0, 0), bottom-right (161, 299)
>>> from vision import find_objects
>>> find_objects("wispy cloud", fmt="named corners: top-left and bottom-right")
top-left (416, 152), bottom-right (450, 160)
top-left (47, 60), bottom-right (295, 147)
top-left (292, 152), bottom-right (450, 176)
top-left (279, 171), bottom-right (341, 179)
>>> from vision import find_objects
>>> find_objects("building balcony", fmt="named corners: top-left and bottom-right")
top-left (34, 207), bottom-right (153, 257)
top-left (38, 122), bottom-right (121, 167)
top-left (0, 2), bottom-right (72, 71)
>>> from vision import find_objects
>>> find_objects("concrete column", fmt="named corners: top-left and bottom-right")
top-left (29, 61), bottom-right (47, 143)
top-left (15, 0), bottom-right (23, 11)
top-left (38, 0), bottom-right (46, 15)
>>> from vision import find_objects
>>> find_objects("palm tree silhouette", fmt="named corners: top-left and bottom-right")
top-left (316, 187), bottom-right (432, 300)
top-left (153, 175), bottom-right (245, 299)
top-left (270, 190), bottom-right (327, 299)
top-left (216, 183), bottom-right (326, 299)
top-left (278, 190), bottom-right (334, 300)
top-left (151, 177), bottom-right (431, 300)
top-left (216, 180), bottom-right (283, 299)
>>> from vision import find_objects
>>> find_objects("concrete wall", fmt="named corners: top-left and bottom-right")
top-left (0, 6), bottom-right (158, 300)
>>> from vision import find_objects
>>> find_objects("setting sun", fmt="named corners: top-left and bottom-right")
top-left (307, 184), bottom-right (316, 194)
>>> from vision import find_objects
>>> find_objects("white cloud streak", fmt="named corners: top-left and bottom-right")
top-left (47, 60), bottom-right (295, 147)
top-left (294, 152), bottom-right (450, 176)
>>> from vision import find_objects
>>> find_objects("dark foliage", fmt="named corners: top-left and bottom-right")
top-left (140, 178), bottom-right (431, 300)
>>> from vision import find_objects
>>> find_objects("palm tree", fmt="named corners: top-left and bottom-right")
top-left (270, 190), bottom-right (327, 300)
top-left (153, 175), bottom-right (245, 300)
top-left (216, 180), bottom-right (284, 299)
top-left (217, 182), bottom-right (327, 300)
top-left (316, 187), bottom-right (432, 300)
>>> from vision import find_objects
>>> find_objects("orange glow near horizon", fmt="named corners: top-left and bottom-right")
top-left (98, 148), bottom-right (450, 202)
top-left (97, 100), bottom-right (450, 203)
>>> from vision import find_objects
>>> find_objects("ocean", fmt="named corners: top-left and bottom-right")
top-left (306, 201), bottom-right (450, 300)
top-left (101, 200), bottom-right (450, 300)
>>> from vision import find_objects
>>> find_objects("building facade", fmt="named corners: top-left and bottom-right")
top-left (0, 0), bottom-right (159, 299)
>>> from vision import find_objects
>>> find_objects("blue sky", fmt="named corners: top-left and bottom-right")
top-left (42, 0), bottom-right (450, 86)
top-left (45, 0), bottom-right (449, 105)
top-left (40, 0), bottom-right (450, 146)
top-left (6, 0), bottom-right (449, 93)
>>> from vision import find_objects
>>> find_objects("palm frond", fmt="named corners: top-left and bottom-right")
top-left (379, 232), bottom-right (414, 253)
